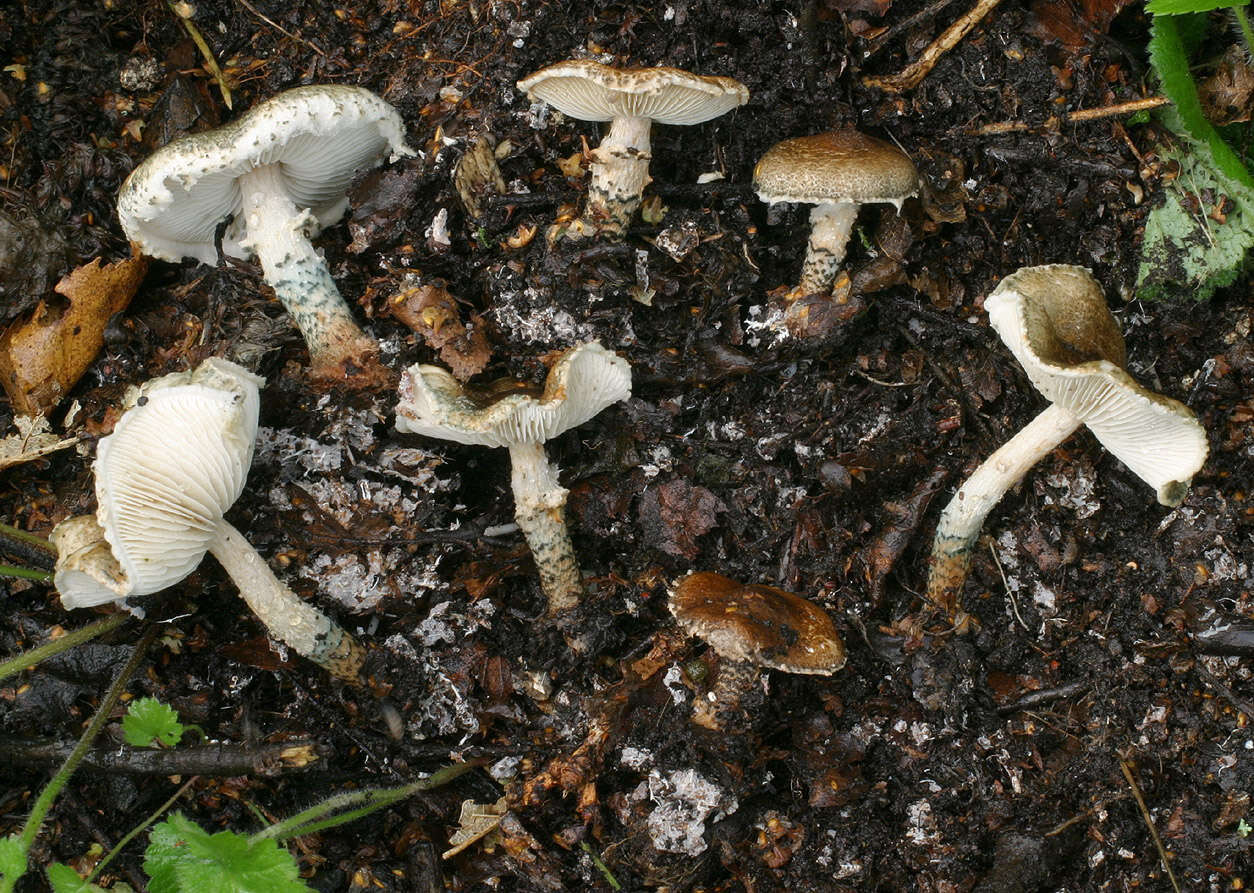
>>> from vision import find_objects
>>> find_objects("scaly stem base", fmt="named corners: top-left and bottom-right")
top-left (508, 441), bottom-right (583, 615)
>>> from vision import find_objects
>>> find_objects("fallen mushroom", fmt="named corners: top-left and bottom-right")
top-left (116, 84), bottom-right (414, 387)
top-left (517, 60), bottom-right (748, 237)
top-left (669, 571), bottom-right (846, 731)
top-left (395, 342), bottom-right (631, 617)
top-left (927, 265), bottom-right (1209, 627)
top-left (754, 130), bottom-right (918, 299)
top-left (50, 358), bottom-right (364, 681)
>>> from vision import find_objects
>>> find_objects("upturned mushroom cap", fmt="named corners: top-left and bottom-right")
top-left (669, 572), bottom-right (846, 675)
top-left (396, 341), bottom-right (632, 446)
top-left (94, 358), bottom-right (263, 595)
top-left (753, 130), bottom-right (919, 207)
top-left (517, 60), bottom-right (748, 125)
top-left (117, 84), bottom-right (414, 264)
top-left (49, 514), bottom-right (130, 609)
top-left (986, 264), bottom-right (1208, 506)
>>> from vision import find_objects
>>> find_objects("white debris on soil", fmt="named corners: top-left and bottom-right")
top-left (661, 664), bottom-right (688, 706)
top-left (619, 746), bottom-right (653, 771)
top-left (416, 599), bottom-right (495, 646)
top-left (640, 768), bottom-right (738, 856)
top-left (1033, 580), bottom-right (1057, 615)
top-left (488, 283), bottom-right (594, 347)
top-left (744, 303), bottom-right (790, 348)
top-left (1203, 536), bottom-right (1250, 583)
top-left (639, 444), bottom-right (675, 478)
top-left (255, 427), bottom-right (342, 474)
top-left (1042, 461), bottom-right (1100, 519)
top-left (407, 648), bottom-right (480, 740)
top-left (904, 799), bottom-right (939, 846)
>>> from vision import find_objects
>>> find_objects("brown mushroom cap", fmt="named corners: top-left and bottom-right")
top-left (669, 571), bottom-right (846, 675)
top-left (517, 60), bottom-right (748, 125)
top-left (753, 130), bottom-right (919, 206)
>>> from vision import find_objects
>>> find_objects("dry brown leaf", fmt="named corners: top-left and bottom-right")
top-left (442, 797), bottom-right (507, 859)
top-left (389, 282), bottom-right (492, 381)
top-left (0, 251), bottom-right (148, 415)
top-left (0, 415), bottom-right (77, 471)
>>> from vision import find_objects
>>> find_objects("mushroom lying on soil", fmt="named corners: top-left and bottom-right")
top-left (117, 84), bottom-right (414, 387)
top-left (669, 571), bottom-right (846, 731)
top-left (50, 358), bottom-right (364, 681)
top-left (517, 60), bottom-right (748, 237)
top-left (927, 265), bottom-right (1209, 628)
top-left (395, 342), bottom-right (631, 618)
top-left (754, 130), bottom-right (918, 301)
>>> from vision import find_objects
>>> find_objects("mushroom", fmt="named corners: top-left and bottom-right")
top-left (395, 342), bottom-right (631, 617)
top-left (517, 60), bottom-right (748, 237)
top-left (669, 571), bottom-right (846, 731)
top-left (49, 358), bottom-right (364, 681)
top-left (753, 129), bottom-right (918, 298)
top-left (927, 265), bottom-right (1209, 626)
top-left (116, 85), bottom-right (415, 386)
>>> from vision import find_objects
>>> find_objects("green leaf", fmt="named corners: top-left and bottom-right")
top-left (122, 698), bottom-right (184, 748)
top-left (1147, 14), bottom-right (1254, 188)
top-left (144, 814), bottom-right (310, 893)
top-left (47, 863), bottom-right (110, 893)
top-left (0, 836), bottom-right (27, 886)
top-left (1137, 135), bottom-right (1254, 300)
top-left (1146, 0), bottom-right (1238, 13)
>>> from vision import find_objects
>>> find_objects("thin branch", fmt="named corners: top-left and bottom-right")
top-left (973, 96), bottom-right (1170, 135)
top-left (1118, 757), bottom-right (1182, 893)
top-left (863, 0), bottom-right (1004, 93)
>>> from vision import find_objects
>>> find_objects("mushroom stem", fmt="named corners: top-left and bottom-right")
top-left (506, 440), bottom-right (583, 615)
top-left (583, 115), bottom-right (653, 235)
top-left (209, 521), bottom-right (364, 682)
top-left (798, 201), bottom-right (859, 296)
top-left (927, 402), bottom-right (1082, 623)
top-left (237, 163), bottom-right (380, 379)
top-left (692, 658), bottom-right (759, 731)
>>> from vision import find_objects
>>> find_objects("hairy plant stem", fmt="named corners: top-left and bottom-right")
top-left (252, 758), bottom-right (486, 842)
top-left (1, 623), bottom-right (156, 893)
top-left (0, 614), bottom-right (129, 684)
top-left (0, 564), bottom-right (51, 583)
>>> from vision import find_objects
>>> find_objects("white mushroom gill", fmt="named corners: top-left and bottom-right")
top-left (51, 358), bottom-right (364, 681)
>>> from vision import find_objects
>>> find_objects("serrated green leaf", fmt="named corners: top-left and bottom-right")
top-left (1137, 136), bottom-right (1254, 300)
top-left (122, 698), bottom-right (184, 748)
top-left (46, 863), bottom-right (110, 893)
top-left (1148, 14), bottom-right (1254, 187)
top-left (1146, 0), bottom-right (1236, 13)
top-left (144, 814), bottom-right (310, 893)
top-left (0, 836), bottom-right (26, 885)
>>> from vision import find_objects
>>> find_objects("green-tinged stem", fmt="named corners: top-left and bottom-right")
top-left (3, 624), bottom-right (157, 892)
top-left (0, 521), bottom-right (55, 556)
top-left (85, 776), bottom-right (197, 885)
top-left (253, 759), bottom-right (485, 842)
top-left (1233, 6), bottom-right (1254, 58)
top-left (0, 565), bottom-right (51, 583)
top-left (0, 614), bottom-right (129, 683)
top-left (508, 440), bottom-right (583, 615)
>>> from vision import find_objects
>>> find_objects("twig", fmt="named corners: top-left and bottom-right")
top-left (1044, 793), bottom-right (1131, 836)
top-left (863, 0), bottom-right (961, 60)
top-left (997, 680), bottom-right (1087, 714)
top-left (988, 538), bottom-right (1029, 632)
top-left (1118, 757), bottom-right (1182, 893)
top-left (581, 842), bottom-right (623, 890)
top-left (863, 0), bottom-right (1004, 93)
top-left (168, 1), bottom-right (232, 110)
top-left (233, 0), bottom-right (325, 56)
top-left (973, 96), bottom-right (1170, 135)
top-left (894, 322), bottom-right (994, 440)
top-left (1192, 662), bottom-right (1254, 719)
top-left (0, 738), bottom-right (323, 776)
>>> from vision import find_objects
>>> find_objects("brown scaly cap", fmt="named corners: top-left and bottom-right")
top-left (669, 572), bottom-right (846, 675)
top-left (517, 60), bottom-right (748, 125)
top-left (754, 130), bottom-right (919, 206)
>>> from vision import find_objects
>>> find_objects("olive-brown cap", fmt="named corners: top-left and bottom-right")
top-left (517, 60), bottom-right (748, 126)
top-left (669, 572), bottom-right (846, 674)
top-left (753, 130), bottom-right (919, 207)
top-left (986, 264), bottom-right (1208, 506)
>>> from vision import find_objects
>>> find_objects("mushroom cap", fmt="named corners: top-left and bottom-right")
top-left (117, 84), bottom-right (415, 264)
top-left (517, 60), bottom-right (748, 125)
top-left (50, 514), bottom-right (130, 609)
top-left (668, 571), bottom-right (846, 675)
top-left (753, 130), bottom-right (919, 206)
top-left (93, 358), bottom-right (264, 596)
top-left (986, 264), bottom-right (1209, 506)
top-left (396, 341), bottom-right (631, 448)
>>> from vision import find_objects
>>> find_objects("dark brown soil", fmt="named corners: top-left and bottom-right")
top-left (2, 1), bottom-right (1252, 890)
